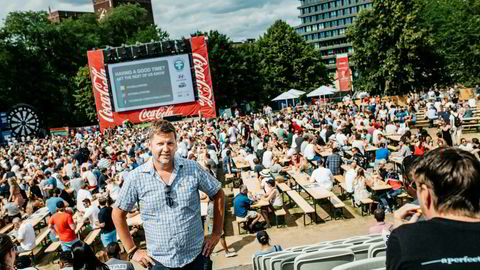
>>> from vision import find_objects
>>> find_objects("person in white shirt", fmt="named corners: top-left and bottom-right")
top-left (351, 134), bottom-right (365, 155)
top-left (82, 198), bottom-right (100, 229)
top-left (309, 160), bottom-right (333, 191)
top-left (227, 123), bottom-right (238, 144)
top-left (336, 129), bottom-right (347, 147)
top-left (262, 147), bottom-right (273, 169)
top-left (303, 137), bottom-right (316, 160)
top-left (81, 167), bottom-right (97, 189)
top-left (344, 161), bottom-right (358, 194)
top-left (76, 184), bottom-right (93, 213)
top-left (244, 150), bottom-right (256, 170)
top-left (372, 128), bottom-right (383, 146)
top-left (13, 218), bottom-right (36, 252)
top-left (385, 123), bottom-right (397, 135)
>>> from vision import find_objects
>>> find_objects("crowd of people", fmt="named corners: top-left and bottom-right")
top-left (0, 88), bottom-right (479, 269)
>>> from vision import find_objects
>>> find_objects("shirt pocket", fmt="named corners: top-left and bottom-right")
top-left (175, 178), bottom-right (198, 212)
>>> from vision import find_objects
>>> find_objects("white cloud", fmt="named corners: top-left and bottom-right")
top-left (1, 0), bottom-right (300, 41)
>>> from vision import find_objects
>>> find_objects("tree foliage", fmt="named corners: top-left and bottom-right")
top-left (0, 5), bottom-right (168, 128)
top-left (420, 0), bottom-right (480, 86)
top-left (347, 0), bottom-right (448, 95)
top-left (256, 20), bottom-right (331, 101)
top-left (73, 66), bottom-right (97, 122)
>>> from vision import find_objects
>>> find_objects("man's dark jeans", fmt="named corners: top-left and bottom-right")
top-left (149, 253), bottom-right (211, 270)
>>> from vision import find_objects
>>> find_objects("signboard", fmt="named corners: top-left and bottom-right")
top-left (336, 53), bottom-right (352, 92)
top-left (87, 36), bottom-right (217, 131)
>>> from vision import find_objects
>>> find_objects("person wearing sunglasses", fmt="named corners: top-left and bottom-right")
top-left (387, 148), bottom-right (480, 270)
top-left (113, 120), bottom-right (224, 270)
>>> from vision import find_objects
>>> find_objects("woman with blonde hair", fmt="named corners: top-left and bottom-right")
top-left (8, 177), bottom-right (25, 209)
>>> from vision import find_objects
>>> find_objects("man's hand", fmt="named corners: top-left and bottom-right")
top-left (202, 233), bottom-right (221, 257)
top-left (393, 203), bottom-right (421, 228)
top-left (131, 249), bottom-right (154, 268)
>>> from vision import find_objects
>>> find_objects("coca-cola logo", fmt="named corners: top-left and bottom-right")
top-left (139, 106), bottom-right (176, 122)
top-left (192, 53), bottom-right (214, 108)
top-left (91, 66), bottom-right (114, 122)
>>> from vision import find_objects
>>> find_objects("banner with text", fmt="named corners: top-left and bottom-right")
top-left (87, 36), bottom-right (217, 131)
top-left (336, 53), bottom-right (352, 92)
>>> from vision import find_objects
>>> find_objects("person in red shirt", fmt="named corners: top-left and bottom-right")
top-left (49, 201), bottom-right (78, 251)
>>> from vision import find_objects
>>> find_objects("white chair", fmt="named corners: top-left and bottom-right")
top-left (343, 237), bottom-right (371, 245)
top-left (302, 244), bottom-right (331, 253)
top-left (367, 233), bottom-right (382, 238)
top-left (270, 253), bottom-right (302, 270)
top-left (293, 248), bottom-right (355, 270)
top-left (327, 239), bottom-right (347, 245)
top-left (322, 244), bottom-right (353, 250)
top-left (368, 242), bottom-right (387, 258)
top-left (363, 237), bottom-right (384, 244)
top-left (259, 251), bottom-right (290, 270)
top-left (331, 256), bottom-right (386, 270)
top-left (348, 243), bottom-right (372, 260)
top-left (289, 245), bottom-right (312, 252)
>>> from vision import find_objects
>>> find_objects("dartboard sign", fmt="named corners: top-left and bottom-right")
top-left (7, 104), bottom-right (41, 137)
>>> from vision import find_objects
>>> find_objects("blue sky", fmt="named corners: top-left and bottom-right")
top-left (1, 0), bottom-right (301, 41)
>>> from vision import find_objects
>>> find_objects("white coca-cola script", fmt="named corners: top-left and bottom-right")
top-left (91, 67), bottom-right (114, 122)
top-left (192, 53), bottom-right (214, 108)
top-left (138, 106), bottom-right (175, 122)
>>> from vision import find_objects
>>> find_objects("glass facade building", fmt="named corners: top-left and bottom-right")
top-left (296, 0), bottom-right (373, 70)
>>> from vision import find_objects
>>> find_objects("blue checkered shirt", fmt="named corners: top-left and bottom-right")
top-left (115, 156), bottom-right (221, 268)
top-left (326, 153), bottom-right (343, 175)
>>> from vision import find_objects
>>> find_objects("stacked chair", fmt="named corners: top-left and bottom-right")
top-left (253, 234), bottom-right (387, 270)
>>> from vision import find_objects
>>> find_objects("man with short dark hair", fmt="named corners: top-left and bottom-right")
top-left (369, 208), bottom-right (392, 234)
top-left (98, 197), bottom-right (116, 247)
top-left (106, 242), bottom-right (135, 270)
top-left (58, 251), bottom-right (74, 270)
top-left (387, 148), bottom-right (480, 270)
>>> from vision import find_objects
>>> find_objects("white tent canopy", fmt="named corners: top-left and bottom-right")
top-left (307, 85), bottom-right (337, 97)
top-left (271, 89), bottom-right (306, 101)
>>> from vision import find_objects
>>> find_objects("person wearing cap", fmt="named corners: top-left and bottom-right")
top-left (254, 231), bottom-right (283, 256)
top-left (48, 201), bottom-right (77, 251)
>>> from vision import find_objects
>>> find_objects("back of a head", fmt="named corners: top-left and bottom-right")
top-left (257, 230), bottom-right (270, 246)
top-left (410, 147), bottom-right (480, 218)
top-left (72, 241), bottom-right (110, 270)
top-left (59, 251), bottom-right (73, 267)
top-left (374, 208), bottom-right (385, 222)
top-left (106, 242), bottom-right (121, 259)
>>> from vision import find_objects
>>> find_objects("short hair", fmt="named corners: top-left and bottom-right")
top-left (148, 120), bottom-right (177, 141)
top-left (82, 198), bottom-right (91, 204)
top-left (56, 201), bottom-right (65, 209)
top-left (256, 230), bottom-right (270, 245)
top-left (240, 185), bottom-right (248, 193)
top-left (59, 251), bottom-right (73, 264)
top-left (374, 208), bottom-right (385, 222)
top-left (98, 197), bottom-right (107, 206)
top-left (106, 242), bottom-right (121, 258)
top-left (409, 147), bottom-right (480, 218)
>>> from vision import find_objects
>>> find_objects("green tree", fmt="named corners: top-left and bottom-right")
top-left (256, 20), bottom-right (330, 102)
top-left (347, 0), bottom-right (448, 95)
top-left (420, 0), bottom-right (480, 86)
top-left (73, 66), bottom-right (97, 122)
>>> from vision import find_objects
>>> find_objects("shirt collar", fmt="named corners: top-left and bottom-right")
top-left (142, 155), bottom-right (184, 175)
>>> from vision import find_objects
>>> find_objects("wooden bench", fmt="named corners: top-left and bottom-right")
top-left (359, 198), bottom-right (376, 216)
top-left (84, 228), bottom-right (101, 246)
top-left (286, 190), bottom-right (315, 226)
top-left (234, 216), bottom-right (248, 235)
top-left (0, 224), bottom-right (14, 234)
top-left (329, 195), bottom-right (346, 220)
top-left (396, 193), bottom-right (413, 207)
top-left (333, 175), bottom-right (348, 195)
top-left (273, 208), bottom-right (287, 228)
top-left (44, 241), bottom-right (62, 253)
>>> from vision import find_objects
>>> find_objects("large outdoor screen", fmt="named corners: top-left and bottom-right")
top-left (108, 54), bottom-right (195, 112)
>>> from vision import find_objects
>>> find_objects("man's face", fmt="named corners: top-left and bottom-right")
top-left (149, 132), bottom-right (177, 165)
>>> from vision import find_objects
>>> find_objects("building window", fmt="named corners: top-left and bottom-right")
top-left (332, 20), bottom-right (337, 27)
top-left (331, 11), bottom-right (337, 17)
top-left (339, 28), bottom-right (345, 34)
top-left (319, 23), bottom-right (324, 29)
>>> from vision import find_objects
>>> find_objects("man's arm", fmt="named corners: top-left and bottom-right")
top-left (202, 189), bottom-right (224, 257)
top-left (112, 208), bottom-right (135, 251)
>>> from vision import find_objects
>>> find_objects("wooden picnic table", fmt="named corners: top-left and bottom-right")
top-left (233, 157), bottom-right (250, 170)
top-left (241, 171), bottom-right (261, 192)
top-left (232, 189), bottom-right (269, 208)
top-left (341, 165), bottom-right (392, 192)
top-left (386, 135), bottom-right (402, 142)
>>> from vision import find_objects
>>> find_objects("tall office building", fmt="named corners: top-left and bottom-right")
top-left (92, 0), bottom-right (154, 23)
top-left (296, 0), bottom-right (373, 71)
